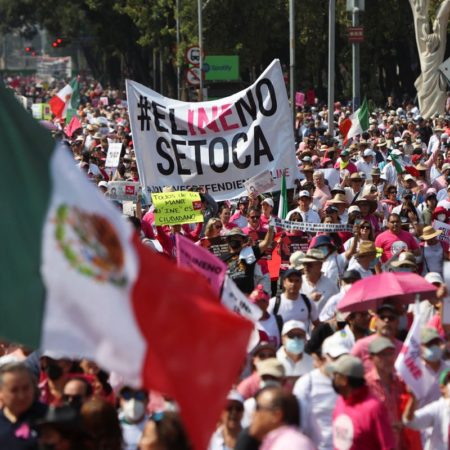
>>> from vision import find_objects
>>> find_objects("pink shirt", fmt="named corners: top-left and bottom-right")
top-left (236, 371), bottom-right (261, 400)
top-left (351, 334), bottom-right (403, 374)
top-left (332, 386), bottom-right (396, 450)
top-left (260, 425), bottom-right (315, 450)
top-left (374, 229), bottom-right (419, 262)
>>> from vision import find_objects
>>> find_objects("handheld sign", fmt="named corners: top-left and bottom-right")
top-left (105, 143), bottom-right (122, 170)
top-left (244, 170), bottom-right (275, 196)
top-left (107, 181), bottom-right (141, 202)
top-left (152, 191), bottom-right (204, 226)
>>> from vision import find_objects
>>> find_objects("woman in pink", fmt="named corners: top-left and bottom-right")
top-left (219, 204), bottom-right (238, 231)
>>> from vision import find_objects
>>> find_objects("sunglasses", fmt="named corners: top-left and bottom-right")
top-left (378, 315), bottom-right (398, 322)
top-left (121, 390), bottom-right (147, 401)
top-left (226, 403), bottom-right (244, 413)
top-left (360, 225), bottom-right (371, 229)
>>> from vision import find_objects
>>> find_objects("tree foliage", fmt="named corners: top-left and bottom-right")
top-left (0, 0), bottom-right (447, 102)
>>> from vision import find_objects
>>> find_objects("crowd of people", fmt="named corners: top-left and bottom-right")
top-left (3, 74), bottom-right (450, 449)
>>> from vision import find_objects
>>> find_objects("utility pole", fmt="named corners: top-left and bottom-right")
top-left (176, 0), bottom-right (181, 100)
top-left (289, 0), bottom-right (295, 121)
top-left (352, 1), bottom-right (360, 110)
top-left (328, 0), bottom-right (335, 135)
top-left (197, 0), bottom-right (203, 101)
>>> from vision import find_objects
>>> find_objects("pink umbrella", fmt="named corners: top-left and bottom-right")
top-left (337, 272), bottom-right (437, 313)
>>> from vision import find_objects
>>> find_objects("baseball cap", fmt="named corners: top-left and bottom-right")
top-left (227, 390), bottom-right (244, 404)
top-left (421, 327), bottom-right (443, 345)
top-left (281, 320), bottom-right (307, 336)
top-left (363, 149), bottom-right (376, 157)
top-left (369, 337), bottom-right (395, 354)
top-left (283, 268), bottom-right (303, 279)
top-left (341, 270), bottom-right (362, 282)
top-left (348, 205), bottom-right (361, 214)
top-left (424, 272), bottom-right (444, 285)
top-left (328, 355), bottom-right (364, 379)
top-left (262, 198), bottom-right (274, 207)
top-left (298, 190), bottom-right (310, 198)
top-left (98, 181), bottom-right (108, 189)
top-left (256, 358), bottom-right (285, 378)
top-left (322, 337), bottom-right (349, 359)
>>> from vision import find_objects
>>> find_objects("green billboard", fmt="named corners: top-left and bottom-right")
top-left (204, 55), bottom-right (239, 81)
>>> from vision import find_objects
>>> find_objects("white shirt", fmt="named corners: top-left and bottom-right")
top-left (321, 252), bottom-right (348, 283)
top-left (319, 290), bottom-right (345, 322)
top-left (355, 159), bottom-right (374, 180)
top-left (347, 259), bottom-right (374, 279)
top-left (276, 346), bottom-right (314, 377)
top-left (120, 413), bottom-right (148, 450)
top-left (268, 293), bottom-right (319, 325)
top-left (257, 314), bottom-right (281, 348)
top-left (301, 274), bottom-right (340, 314)
top-left (405, 397), bottom-right (450, 450)
top-left (286, 207), bottom-right (321, 223)
top-left (293, 368), bottom-right (337, 450)
top-left (381, 163), bottom-right (398, 186)
top-left (208, 426), bottom-right (233, 450)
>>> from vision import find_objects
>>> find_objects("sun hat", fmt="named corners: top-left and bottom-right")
top-left (369, 336), bottom-right (396, 354)
top-left (420, 226), bottom-right (443, 241)
top-left (355, 240), bottom-right (377, 257)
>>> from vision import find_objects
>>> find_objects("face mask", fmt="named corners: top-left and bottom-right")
top-left (437, 214), bottom-right (447, 221)
top-left (423, 345), bottom-right (443, 362)
top-left (122, 399), bottom-right (146, 422)
top-left (395, 267), bottom-right (414, 273)
top-left (285, 337), bottom-right (305, 355)
top-left (259, 379), bottom-right (281, 389)
top-left (229, 240), bottom-right (242, 250)
top-left (45, 363), bottom-right (63, 381)
top-left (239, 246), bottom-right (256, 264)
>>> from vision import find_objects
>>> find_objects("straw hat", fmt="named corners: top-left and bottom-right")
top-left (354, 196), bottom-right (377, 214)
top-left (390, 252), bottom-right (417, 268)
top-left (329, 193), bottom-right (348, 205)
top-left (420, 226), bottom-right (442, 241)
top-left (356, 240), bottom-right (377, 257)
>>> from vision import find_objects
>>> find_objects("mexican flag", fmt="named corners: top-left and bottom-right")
top-left (390, 153), bottom-right (420, 178)
top-left (278, 172), bottom-right (288, 219)
top-left (340, 98), bottom-right (369, 144)
top-left (1, 82), bottom-right (252, 450)
top-left (48, 78), bottom-right (80, 120)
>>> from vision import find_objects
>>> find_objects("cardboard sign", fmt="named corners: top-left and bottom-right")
top-left (221, 276), bottom-right (262, 322)
top-left (433, 220), bottom-right (450, 244)
top-left (278, 233), bottom-right (309, 264)
top-left (152, 191), bottom-right (204, 226)
top-left (244, 170), bottom-right (275, 196)
top-left (176, 234), bottom-right (227, 295)
top-left (206, 236), bottom-right (230, 259)
top-left (105, 143), bottom-right (122, 169)
top-left (395, 309), bottom-right (436, 399)
top-left (99, 96), bottom-right (109, 106)
top-left (295, 92), bottom-right (305, 107)
top-left (126, 59), bottom-right (297, 201)
top-left (107, 181), bottom-right (141, 202)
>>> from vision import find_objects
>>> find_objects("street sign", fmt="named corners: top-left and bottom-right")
top-left (185, 46), bottom-right (203, 65)
top-left (186, 67), bottom-right (201, 86)
top-left (204, 55), bottom-right (240, 81)
top-left (348, 26), bottom-right (364, 43)
top-left (346, 0), bottom-right (365, 11)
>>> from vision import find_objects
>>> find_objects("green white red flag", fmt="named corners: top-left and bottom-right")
top-left (49, 78), bottom-right (80, 119)
top-left (0, 81), bottom-right (252, 450)
top-left (340, 98), bottom-right (369, 145)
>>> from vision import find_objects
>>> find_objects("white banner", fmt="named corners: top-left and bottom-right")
top-left (126, 60), bottom-right (297, 201)
top-left (244, 170), bottom-right (276, 196)
top-left (105, 143), bottom-right (122, 169)
top-left (221, 276), bottom-right (262, 322)
top-left (395, 309), bottom-right (435, 399)
top-left (274, 218), bottom-right (352, 232)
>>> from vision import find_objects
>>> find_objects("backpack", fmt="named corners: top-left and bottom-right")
top-left (273, 290), bottom-right (312, 336)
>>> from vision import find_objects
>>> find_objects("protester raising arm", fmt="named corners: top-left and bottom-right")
top-left (258, 222), bottom-right (275, 253)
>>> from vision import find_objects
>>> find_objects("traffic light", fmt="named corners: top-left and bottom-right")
top-left (52, 37), bottom-right (65, 48)
top-left (25, 46), bottom-right (31, 53)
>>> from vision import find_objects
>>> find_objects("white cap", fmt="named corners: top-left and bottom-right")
top-left (392, 149), bottom-right (403, 156)
top-left (262, 198), bottom-right (274, 207)
top-left (282, 320), bottom-right (307, 335)
top-left (227, 390), bottom-right (244, 404)
top-left (404, 174), bottom-right (415, 181)
top-left (348, 205), bottom-right (361, 214)
top-left (298, 190), bottom-right (310, 198)
top-left (363, 149), bottom-right (376, 157)
top-left (425, 272), bottom-right (444, 285)
top-left (98, 181), bottom-right (108, 189)
top-left (322, 336), bottom-right (350, 359)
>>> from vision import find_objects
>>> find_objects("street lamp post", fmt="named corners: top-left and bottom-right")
top-left (176, 0), bottom-right (181, 100)
top-left (289, 0), bottom-right (295, 121)
top-left (198, 0), bottom-right (203, 100)
top-left (352, 3), bottom-right (360, 110)
top-left (328, 0), bottom-right (335, 135)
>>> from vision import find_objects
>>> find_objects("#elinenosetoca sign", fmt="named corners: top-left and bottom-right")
top-left (126, 60), bottom-right (297, 201)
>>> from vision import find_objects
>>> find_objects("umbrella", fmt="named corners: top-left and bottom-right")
top-left (337, 272), bottom-right (437, 313)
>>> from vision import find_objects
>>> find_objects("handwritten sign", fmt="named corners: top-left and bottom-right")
top-left (105, 143), bottom-right (122, 169)
top-left (152, 191), bottom-right (204, 226)
top-left (433, 220), bottom-right (450, 244)
top-left (244, 170), bottom-right (275, 196)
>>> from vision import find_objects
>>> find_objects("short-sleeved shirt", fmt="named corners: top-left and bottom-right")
top-left (0, 402), bottom-right (47, 450)
top-left (374, 229), bottom-right (419, 262)
top-left (221, 245), bottom-right (262, 294)
top-left (268, 293), bottom-right (319, 325)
